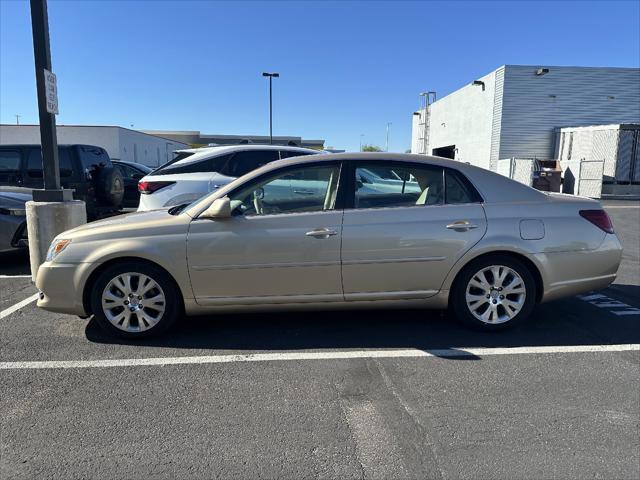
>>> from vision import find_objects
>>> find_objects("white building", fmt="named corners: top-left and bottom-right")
top-left (0, 125), bottom-right (189, 167)
top-left (411, 65), bottom-right (640, 171)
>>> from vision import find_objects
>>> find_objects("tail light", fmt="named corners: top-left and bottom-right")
top-left (579, 209), bottom-right (614, 234)
top-left (138, 181), bottom-right (175, 194)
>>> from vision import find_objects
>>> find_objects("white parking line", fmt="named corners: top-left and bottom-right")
top-left (0, 293), bottom-right (39, 320)
top-left (0, 275), bottom-right (32, 279)
top-left (0, 344), bottom-right (637, 370)
top-left (604, 205), bottom-right (640, 209)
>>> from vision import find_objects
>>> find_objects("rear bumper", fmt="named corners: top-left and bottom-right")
top-left (35, 261), bottom-right (89, 316)
top-left (537, 234), bottom-right (623, 302)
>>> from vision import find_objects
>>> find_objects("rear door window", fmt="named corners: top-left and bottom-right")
top-left (0, 150), bottom-right (21, 174)
top-left (26, 148), bottom-right (74, 178)
top-left (354, 162), bottom-right (443, 209)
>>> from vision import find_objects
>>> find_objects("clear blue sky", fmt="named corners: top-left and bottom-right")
top-left (1, 0), bottom-right (639, 152)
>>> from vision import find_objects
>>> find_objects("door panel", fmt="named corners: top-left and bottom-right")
top-left (341, 204), bottom-right (487, 298)
top-left (187, 211), bottom-right (343, 304)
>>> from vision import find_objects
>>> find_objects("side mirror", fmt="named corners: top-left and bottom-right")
top-left (200, 196), bottom-right (232, 219)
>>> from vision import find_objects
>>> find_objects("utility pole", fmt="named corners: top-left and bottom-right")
top-left (359, 134), bottom-right (364, 152)
top-left (15, 115), bottom-right (21, 125)
top-left (26, 0), bottom-right (85, 281)
top-left (30, 0), bottom-right (66, 200)
top-left (385, 122), bottom-right (392, 152)
top-left (262, 72), bottom-right (279, 145)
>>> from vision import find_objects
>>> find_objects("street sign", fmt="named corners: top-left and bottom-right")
top-left (43, 68), bottom-right (58, 114)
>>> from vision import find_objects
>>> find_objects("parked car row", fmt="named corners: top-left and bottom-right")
top-left (0, 144), bottom-right (156, 252)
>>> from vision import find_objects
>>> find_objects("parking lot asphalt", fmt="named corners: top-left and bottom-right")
top-left (1, 200), bottom-right (639, 479)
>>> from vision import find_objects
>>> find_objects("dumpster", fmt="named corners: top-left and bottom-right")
top-left (497, 158), bottom-right (562, 192)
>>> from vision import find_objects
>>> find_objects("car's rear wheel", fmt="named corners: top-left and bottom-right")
top-left (451, 255), bottom-right (536, 330)
top-left (90, 262), bottom-right (180, 338)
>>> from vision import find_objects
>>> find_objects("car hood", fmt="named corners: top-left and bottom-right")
top-left (0, 191), bottom-right (31, 214)
top-left (60, 208), bottom-right (190, 242)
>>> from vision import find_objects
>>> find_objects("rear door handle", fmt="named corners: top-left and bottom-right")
top-left (305, 228), bottom-right (338, 239)
top-left (446, 221), bottom-right (478, 231)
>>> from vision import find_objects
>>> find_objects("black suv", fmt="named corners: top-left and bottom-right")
top-left (0, 144), bottom-right (124, 219)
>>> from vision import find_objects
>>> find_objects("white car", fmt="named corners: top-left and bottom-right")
top-left (137, 145), bottom-right (321, 211)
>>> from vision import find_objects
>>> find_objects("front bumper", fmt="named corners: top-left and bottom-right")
top-left (36, 261), bottom-right (89, 316)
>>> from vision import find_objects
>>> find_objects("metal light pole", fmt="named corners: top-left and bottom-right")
top-left (359, 134), bottom-right (364, 152)
top-left (385, 122), bottom-right (392, 152)
top-left (262, 72), bottom-right (279, 145)
top-left (15, 114), bottom-right (21, 125)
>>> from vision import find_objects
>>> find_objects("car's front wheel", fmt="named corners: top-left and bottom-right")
top-left (451, 255), bottom-right (537, 330)
top-left (90, 261), bottom-right (181, 338)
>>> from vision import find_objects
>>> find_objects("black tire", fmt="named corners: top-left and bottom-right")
top-left (93, 166), bottom-right (124, 207)
top-left (450, 254), bottom-right (537, 331)
top-left (90, 261), bottom-right (181, 339)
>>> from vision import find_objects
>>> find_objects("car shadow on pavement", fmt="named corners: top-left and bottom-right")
top-left (0, 250), bottom-right (31, 276)
top-left (85, 285), bottom-right (640, 355)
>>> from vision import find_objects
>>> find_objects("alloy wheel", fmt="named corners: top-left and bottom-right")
top-left (101, 272), bottom-right (166, 332)
top-left (465, 265), bottom-right (526, 324)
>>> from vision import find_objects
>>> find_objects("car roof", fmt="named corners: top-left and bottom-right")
top-left (164, 144), bottom-right (322, 169)
top-left (176, 144), bottom-right (320, 156)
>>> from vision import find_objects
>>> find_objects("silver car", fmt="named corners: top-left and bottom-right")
top-left (36, 153), bottom-right (622, 338)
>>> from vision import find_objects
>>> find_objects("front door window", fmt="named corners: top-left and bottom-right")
top-left (230, 164), bottom-right (341, 216)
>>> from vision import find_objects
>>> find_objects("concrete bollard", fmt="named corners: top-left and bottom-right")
top-left (26, 200), bottom-right (86, 282)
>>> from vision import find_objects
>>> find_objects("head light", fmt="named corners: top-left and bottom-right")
top-left (46, 239), bottom-right (72, 262)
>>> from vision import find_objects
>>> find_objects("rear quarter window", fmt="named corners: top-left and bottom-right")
top-left (78, 146), bottom-right (112, 172)
top-left (149, 153), bottom-right (235, 176)
top-left (445, 169), bottom-right (483, 204)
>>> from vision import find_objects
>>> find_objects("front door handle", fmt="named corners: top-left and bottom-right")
top-left (294, 189), bottom-right (315, 195)
top-left (305, 228), bottom-right (338, 239)
top-left (446, 221), bottom-right (479, 231)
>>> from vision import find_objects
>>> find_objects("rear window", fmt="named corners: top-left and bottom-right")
top-left (279, 149), bottom-right (316, 159)
top-left (225, 150), bottom-right (280, 177)
top-left (149, 153), bottom-right (235, 176)
top-left (148, 150), bottom-right (281, 177)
